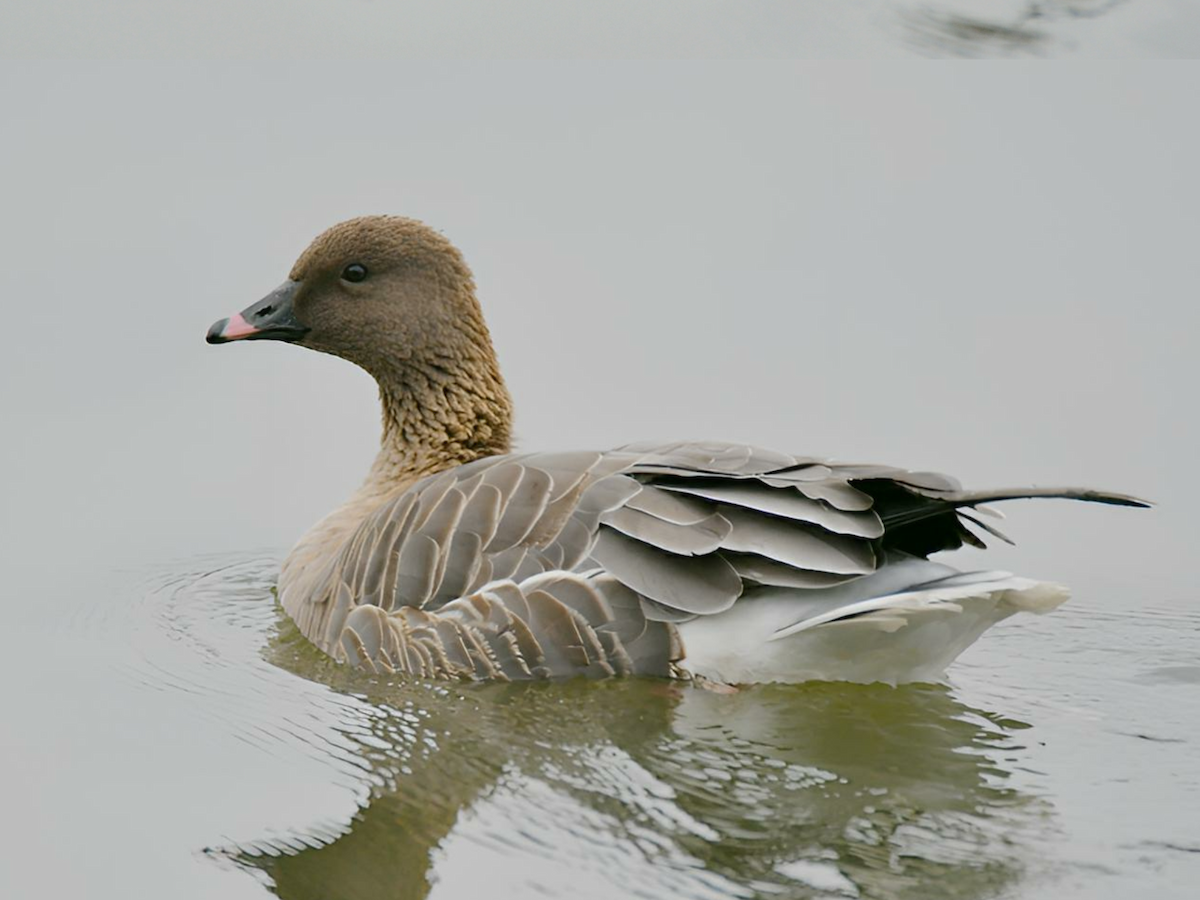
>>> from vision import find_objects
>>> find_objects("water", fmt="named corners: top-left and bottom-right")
top-left (1, 0), bottom-right (1196, 56)
top-left (3, 64), bottom-right (1198, 900)
top-left (6, 552), bottom-right (1194, 899)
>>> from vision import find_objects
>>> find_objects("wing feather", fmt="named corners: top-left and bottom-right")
top-left (292, 439), bottom-right (1141, 681)
top-left (791, 479), bottom-right (876, 511)
top-left (717, 508), bottom-right (876, 575)
top-left (600, 506), bottom-right (732, 556)
top-left (656, 480), bottom-right (883, 538)
top-left (486, 465), bottom-right (553, 551)
top-left (590, 528), bottom-right (742, 614)
top-left (394, 534), bottom-right (441, 608)
top-left (624, 484), bottom-right (715, 524)
top-left (724, 552), bottom-right (861, 588)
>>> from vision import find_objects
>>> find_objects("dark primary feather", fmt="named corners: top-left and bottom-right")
top-left (854, 478), bottom-right (1149, 558)
top-left (295, 440), bottom-right (1146, 679)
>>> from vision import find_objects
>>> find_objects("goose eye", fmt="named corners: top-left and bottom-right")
top-left (341, 263), bottom-right (368, 283)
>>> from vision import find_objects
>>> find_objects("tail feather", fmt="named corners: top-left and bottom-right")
top-left (855, 480), bottom-right (1150, 559)
top-left (957, 511), bottom-right (1015, 545)
top-left (932, 486), bottom-right (1151, 509)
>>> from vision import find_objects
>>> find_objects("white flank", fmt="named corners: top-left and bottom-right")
top-left (677, 558), bottom-right (1069, 685)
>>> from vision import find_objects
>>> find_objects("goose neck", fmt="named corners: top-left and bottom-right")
top-left (364, 357), bottom-right (513, 495)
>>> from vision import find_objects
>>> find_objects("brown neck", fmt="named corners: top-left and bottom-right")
top-left (364, 349), bottom-right (513, 497)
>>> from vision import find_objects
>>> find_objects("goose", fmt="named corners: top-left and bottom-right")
top-left (206, 216), bottom-right (1145, 685)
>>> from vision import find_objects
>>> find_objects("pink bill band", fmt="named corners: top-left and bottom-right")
top-left (220, 312), bottom-right (260, 340)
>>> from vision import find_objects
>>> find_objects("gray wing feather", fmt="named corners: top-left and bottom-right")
top-left (395, 534), bottom-right (441, 607)
top-left (336, 571), bottom-right (681, 680)
top-left (656, 480), bottom-right (883, 538)
top-left (589, 528), bottom-right (743, 614)
top-left (716, 508), bottom-right (876, 575)
top-left (465, 555), bottom-right (494, 595)
top-left (313, 443), bottom-right (881, 671)
top-left (554, 516), bottom-right (596, 570)
top-left (433, 531), bottom-right (484, 605)
top-left (487, 545), bottom-right (527, 582)
top-left (600, 506), bottom-right (732, 556)
top-left (724, 553), bottom-right (862, 588)
top-left (298, 438), bottom-right (1139, 680)
top-left (417, 487), bottom-right (468, 592)
top-left (456, 483), bottom-right (503, 549)
top-left (637, 595), bottom-right (700, 623)
top-left (409, 472), bottom-right (457, 530)
top-left (575, 473), bottom-right (643, 514)
top-left (833, 465), bottom-right (962, 493)
top-left (789, 479), bottom-right (876, 511)
top-left (530, 451), bottom-right (603, 500)
top-left (623, 484), bottom-right (716, 524)
top-left (375, 494), bottom-right (419, 610)
top-left (486, 465), bottom-right (553, 551)
top-left (513, 552), bottom-right (548, 582)
top-left (758, 464), bottom-right (834, 483)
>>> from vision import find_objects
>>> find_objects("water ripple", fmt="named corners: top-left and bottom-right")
top-left (41, 554), bottom-right (1200, 900)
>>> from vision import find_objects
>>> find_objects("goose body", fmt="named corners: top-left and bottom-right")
top-left (207, 216), bottom-right (1144, 685)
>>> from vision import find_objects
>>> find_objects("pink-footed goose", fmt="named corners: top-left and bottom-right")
top-left (207, 216), bottom-right (1145, 685)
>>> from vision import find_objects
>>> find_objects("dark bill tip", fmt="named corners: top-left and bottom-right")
top-left (202, 319), bottom-right (225, 343)
top-left (205, 319), bottom-right (229, 344)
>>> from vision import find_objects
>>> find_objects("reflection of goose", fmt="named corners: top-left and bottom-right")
top-left (238, 639), bottom-right (1040, 899)
top-left (664, 684), bottom-right (1039, 898)
top-left (207, 215), bottom-right (1145, 684)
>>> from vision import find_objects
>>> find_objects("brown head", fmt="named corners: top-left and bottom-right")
top-left (208, 216), bottom-right (513, 476)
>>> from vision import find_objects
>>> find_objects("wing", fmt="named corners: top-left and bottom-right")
top-left (308, 440), bottom-right (1145, 679)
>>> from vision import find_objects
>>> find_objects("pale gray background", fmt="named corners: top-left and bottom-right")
top-left (0, 1), bottom-right (1198, 57)
top-left (1, 64), bottom-right (1198, 899)
top-left (2, 64), bottom-right (1194, 594)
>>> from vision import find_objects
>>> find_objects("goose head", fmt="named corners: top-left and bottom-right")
top-left (208, 216), bottom-right (513, 475)
top-left (207, 216), bottom-right (491, 371)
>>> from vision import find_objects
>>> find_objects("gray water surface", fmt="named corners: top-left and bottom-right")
top-left (6, 553), bottom-right (1194, 899)
top-left (2, 0), bottom-right (1197, 57)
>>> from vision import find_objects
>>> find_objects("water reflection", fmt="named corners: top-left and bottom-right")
top-left (220, 587), bottom-right (1045, 899)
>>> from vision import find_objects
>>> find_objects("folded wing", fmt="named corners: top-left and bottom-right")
top-left (296, 440), bottom-right (1144, 678)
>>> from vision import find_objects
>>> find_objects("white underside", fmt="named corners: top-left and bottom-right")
top-left (677, 556), bottom-right (1069, 685)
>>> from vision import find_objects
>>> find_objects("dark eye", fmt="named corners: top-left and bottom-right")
top-left (341, 263), bottom-right (368, 283)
